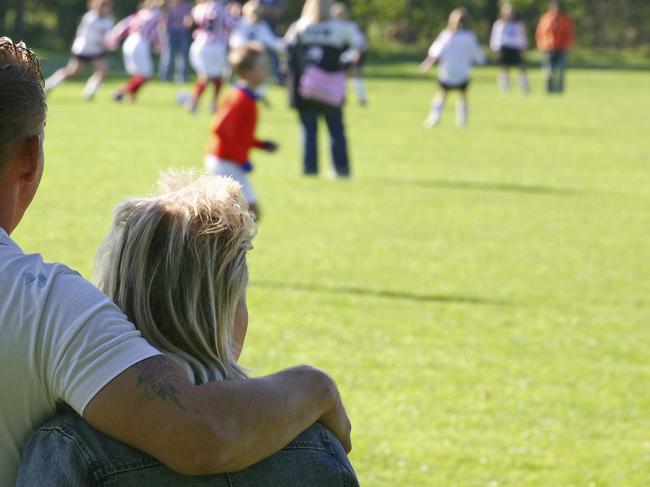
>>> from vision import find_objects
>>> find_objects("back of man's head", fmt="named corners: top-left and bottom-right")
top-left (0, 37), bottom-right (46, 168)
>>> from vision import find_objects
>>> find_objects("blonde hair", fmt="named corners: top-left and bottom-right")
top-left (95, 171), bottom-right (256, 384)
top-left (228, 42), bottom-right (266, 77)
top-left (330, 2), bottom-right (349, 21)
top-left (448, 7), bottom-right (468, 31)
top-left (301, 0), bottom-right (333, 24)
top-left (242, 0), bottom-right (262, 22)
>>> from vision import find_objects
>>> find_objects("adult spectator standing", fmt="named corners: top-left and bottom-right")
top-left (536, 0), bottom-right (575, 93)
top-left (0, 36), bottom-right (351, 485)
top-left (285, 0), bottom-right (363, 178)
top-left (159, 0), bottom-right (193, 82)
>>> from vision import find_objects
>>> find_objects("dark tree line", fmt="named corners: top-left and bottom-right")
top-left (1, 0), bottom-right (648, 50)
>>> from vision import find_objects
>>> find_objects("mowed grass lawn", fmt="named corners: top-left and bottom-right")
top-left (14, 60), bottom-right (650, 485)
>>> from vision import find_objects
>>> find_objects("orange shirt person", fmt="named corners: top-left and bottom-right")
top-left (536, 1), bottom-right (575, 93)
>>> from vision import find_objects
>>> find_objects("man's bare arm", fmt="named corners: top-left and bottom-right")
top-left (84, 356), bottom-right (351, 475)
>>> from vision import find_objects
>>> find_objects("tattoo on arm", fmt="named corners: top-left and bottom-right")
top-left (135, 356), bottom-right (186, 411)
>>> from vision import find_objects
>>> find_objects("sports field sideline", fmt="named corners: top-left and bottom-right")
top-left (15, 62), bottom-right (650, 485)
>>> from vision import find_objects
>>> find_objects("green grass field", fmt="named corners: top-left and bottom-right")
top-left (14, 62), bottom-right (650, 486)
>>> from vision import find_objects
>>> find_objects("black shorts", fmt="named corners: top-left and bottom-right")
top-left (72, 52), bottom-right (105, 63)
top-left (499, 47), bottom-right (523, 67)
top-left (438, 79), bottom-right (469, 91)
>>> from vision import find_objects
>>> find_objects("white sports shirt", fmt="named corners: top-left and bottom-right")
top-left (71, 10), bottom-right (115, 57)
top-left (0, 228), bottom-right (161, 485)
top-left (489, 19), bottom-right (528, 52)
top-left (428, 29), bottom-right (485, 85)
top-left (229, 19), bottom-right (284, 52)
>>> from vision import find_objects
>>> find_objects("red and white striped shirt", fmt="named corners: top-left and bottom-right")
top-left (192, 1), bottom-right (239, 45)
top-left (107, 8), bottom-right (162, 49)
top-left (128, 7), bottom-right (162, 45)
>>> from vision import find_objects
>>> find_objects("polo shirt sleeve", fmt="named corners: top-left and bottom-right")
top-left (37, 267), bottom-right (161, 415)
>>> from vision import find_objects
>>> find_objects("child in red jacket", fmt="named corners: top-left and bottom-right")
top-left (205, 42), bottom-right (277, 219)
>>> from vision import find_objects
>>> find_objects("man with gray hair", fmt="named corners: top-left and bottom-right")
top-left (0, 37), bottom-right (352, 484)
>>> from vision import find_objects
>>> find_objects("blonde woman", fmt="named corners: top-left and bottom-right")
top-left (419, 8), bottom-right (485, 127)
top-left (16, 172), bottom-right (358, 486)
top-left (285, 0), bottom-right (364, 177)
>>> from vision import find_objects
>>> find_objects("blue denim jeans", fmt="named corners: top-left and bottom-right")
top-left (16, 414), bottom-right (358, 486)
top-left (298, 107), bottom-right (350, 177)
top-left (159, 30), bottom-right (191, 82)
top-left (543, 50), bottom-right (567, 93)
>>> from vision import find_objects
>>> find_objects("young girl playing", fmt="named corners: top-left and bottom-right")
top-left (106, 0), bottom-right (164, 102)
top-left (419, 8), bottom-right (485, 127)
top-left (490, 3), bottom-right (529, 94)
top-left (204, 43), bottom-right (277, 220)
top-left (45, 0), bottom-right (114, 100)
top-left (186, 0), bottom-right (240, 114)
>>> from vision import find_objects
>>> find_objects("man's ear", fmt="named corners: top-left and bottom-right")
top-left (18, 134), bottom-right (42, 185)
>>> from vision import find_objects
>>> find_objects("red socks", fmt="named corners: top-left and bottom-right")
top-left (213, 78), bottom-right (223, 97)
top-left (192, 80), bottom-right (208, 104)
top-left (126, 75), bottom-right (148, 95)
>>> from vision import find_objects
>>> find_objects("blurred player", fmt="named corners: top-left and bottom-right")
top-left (45, 0), bottom-right (114, 100)
top-left (490, 3), bottom-right (529, 94)
top-left (186, 0), bottom-right (240, 113)
top-left (106, 0), bottom-right (164, 102)
top-left (330, 2), bottom-right (368, 106)
top-left (229, 0), bottom-right (284, 85)
top-left (419, 8), bottom-right (485, 127)
top-left (204, 43), bottom-right (278, 219)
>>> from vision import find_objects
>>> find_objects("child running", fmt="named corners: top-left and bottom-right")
top-left (229, 1), bottom-right (284, 55)
top-left (419, 7), bottom-right (485, 127)
top-left (106, 0), bottom-right (164, 102)
top-left (490, 3), bottom-right (529, 94)
top-left (45, 0), bottom-right (114, 100)
top-left (330, 2), bottom-right (368, 106)
top-left (204, 43), bottom-right (277, 219)
top-left (186, 0), bottom-right (240, 114)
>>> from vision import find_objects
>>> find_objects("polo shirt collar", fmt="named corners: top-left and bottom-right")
top-left (236, 84), bottom-right (261, 102)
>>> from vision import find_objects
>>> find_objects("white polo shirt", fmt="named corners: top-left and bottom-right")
top-left (0, 228), bottom-right (161, 485)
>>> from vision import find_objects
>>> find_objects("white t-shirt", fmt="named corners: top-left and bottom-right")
top-left (428, 29), bottom-right (485, 85)
top-left (0, 228), bottom-right (161, 485)
top-left (489, 19), bottom-right (528, 52)
top-left (71, 10), bottom-right (115, 57)
top-left (229, 18), bottom-right (285, 52)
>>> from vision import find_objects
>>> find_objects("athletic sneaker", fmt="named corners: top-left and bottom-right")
top-left (423, 113), bottom-right (441, 128)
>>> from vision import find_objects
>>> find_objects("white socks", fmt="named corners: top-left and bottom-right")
top-left (456, 101), bottom-right (468, 127)
top-left (44, 70), bottom-right (67, 92)
top-left (519, 73), bottom-right (530, 94)
top-left (82, 73), bottom-right (103, 100)
top-left (424, 99), bottom-right (444, 128)
top-left (353, 77), bottom-right (368, 105)
top-left (498, 72), bottom-right (510, 93)
top-left (500, 71), bottom-right (530, 94)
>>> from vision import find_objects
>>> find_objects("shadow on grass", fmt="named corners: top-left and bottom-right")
top-left (490, 122), bottom-right (603, 138)
top-left (250, 280), bottom-right (507, 306)
top-left (372, 177), bottom-right (579, 196)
